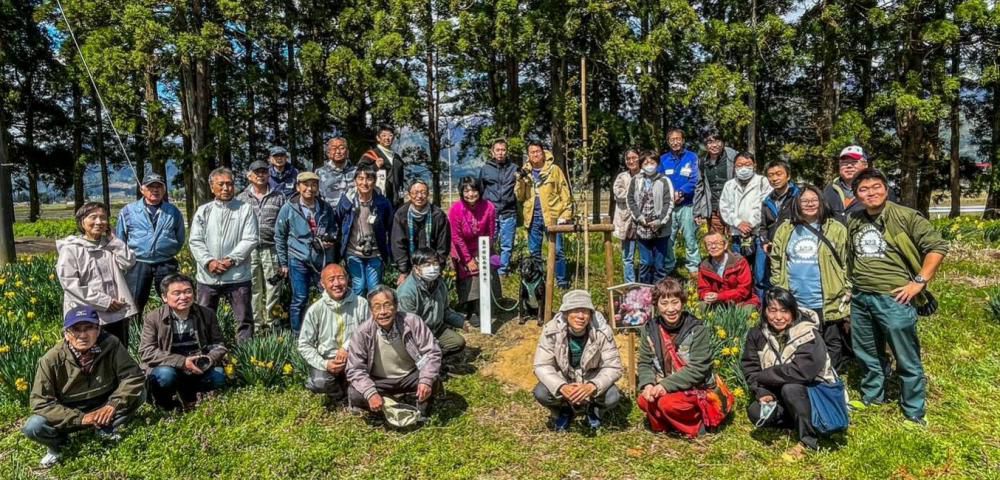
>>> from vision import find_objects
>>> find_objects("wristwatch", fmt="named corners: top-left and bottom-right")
top-left (913, 275), bottom-right (927, 284)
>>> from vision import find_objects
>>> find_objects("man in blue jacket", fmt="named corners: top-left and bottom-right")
top-left (274, 172), bottom-right (338, 336)
top-left (478, 138), bottom-right (519, 277)
top-left (268, 146), bottom-right (299, 198)
top-left (658, 129), bottom-right (701, 277)
top-left (333, 165), bottom-right (394, 298)
top-left (116, 173), bottom-right (185, 316)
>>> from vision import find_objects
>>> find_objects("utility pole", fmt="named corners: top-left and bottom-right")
top-left (0, 108), bottom-right (16, 265)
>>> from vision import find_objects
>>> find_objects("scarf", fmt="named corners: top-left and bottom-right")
top-left (407, 205), bottom-right (433, 254)
top-left (68, 341), bottom-right (102, 374)
top-left (657, 319), bottom-right (726, 428)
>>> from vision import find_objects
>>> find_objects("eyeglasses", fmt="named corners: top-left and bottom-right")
top-left (371, 303), bottom-right (395, 313)
top-left (705, 241), bottom-right (726, 247)
top-left (800, 199), bottom-right (820, 205)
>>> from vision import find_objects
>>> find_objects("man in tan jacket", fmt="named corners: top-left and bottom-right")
top-left (533, 290), bottom-right (622, 432)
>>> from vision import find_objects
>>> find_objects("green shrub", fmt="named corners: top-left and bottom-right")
top-left (13, 218), bottom-right (85, 239)
top-left (227, 333), bottom-right (307, 388)
top-left (988, 286), bottom-right (1000, 324)
top-left (932, 217), bottom-right (1000, 246)
top-left (698, 304), bottom-right (755, 394)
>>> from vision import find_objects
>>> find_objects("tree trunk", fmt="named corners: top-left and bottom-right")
top-left (24, 72), bottom-right (40, 221)
top-left (285, 1), bottom-right (297, 166)
top-left (94, 93), bottom-right (110, 208)
top-left (549, 49), bottom-right (568, 173)
top-left (216, 56), bottom-right (232, 169)
top-left (985, 83), bottom-right (1000, 220)
top-left (72, 81), bottom-right (85, 210)
top-left (425, 1), bottom-right (442, 206)
top-left (244, 22), bottom-right (258, 165)
top-left (917, 123), bottom-right (938, 217)
top-left (179, 0), bottom-right (213, 205)
top-left (948, 42), bottom-right (961, 218)
top-left (144, 66), bottom-right (165, 179)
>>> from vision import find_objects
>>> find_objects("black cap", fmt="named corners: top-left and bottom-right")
top-left (248, 160), bottom-right (270, 172)
top-left (142, 174), bottom-right (166, 187)
top-left (269, 146), bottom-right (288, 156)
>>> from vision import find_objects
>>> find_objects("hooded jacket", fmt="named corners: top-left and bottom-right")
top-left (390, 203), bottom-right (451, 275)
top-left (188, 199), bottom-right (259, 286)
top-left (30, 333), bottom-right (146, 429)
top-left (115, 199), bottom-right (185, 263)
top-left (274, 193), bottom-right (338, 270)
top-left (770, 218), bottom-right (852, 322)
top-left (333, 190), bottom-right (394, 263)
top-left (448, 198), bottom-right (496, 280)
top-left (719, 174), bottom-right (773, 237)
top-left (693, 147), bottom-right (737, 218)
top-left (397, 273), bottom-right (450, 336)
top-left (626, 172), bottom-right (675, 239)
top-left (697, 253), bottom-right (760, 307)
top-left (236, 185), bottom-right (286, 246)
top-left (637, 312), bottom-right (715, 392)
top-left (515, 158), bottom-right (573, 227)
top-left (741, 308), bottom-right (837, 400)
top-left (478, 158), bottom-right (519, 216)
top-left (346, 312), bottom-right (442, 400)
top-left (298, 290), bottom-right (370, 371)
top-left (138, 303), bottom-right (228, 373)
top-left (533, 311), bottom-right (622, 397)
top-left (56, 235), bottom-right (137, 324)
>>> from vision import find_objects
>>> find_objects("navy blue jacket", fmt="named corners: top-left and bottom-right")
top-left (269, 164), bottom-right (300, 198)
top-left (478, 159), bottom-right (519, 216)
top-left (333, 192), bottom-right (394, 263)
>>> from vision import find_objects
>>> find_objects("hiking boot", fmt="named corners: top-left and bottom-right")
top-left (96, 427), bottom-right (121, 442)
top-left (39, 448), bottom-right (61, 468)
top-left (553, 409), bottom-right (574, 432)
top-left (585, 406), bottom-right (602, 430)
top-left (904, 416), bottom-right (928, 428)
top-left (466, 314), bottom-right (481, 328)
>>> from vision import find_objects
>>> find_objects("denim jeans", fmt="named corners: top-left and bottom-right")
top-left (495, 213), bottom-right (517, 275)
top-left (621, 239), bottom-right (637, 284)
top-left (636, 236), bottom-right (670, 285)
top-left (197, 281), bottom-right (253, 343)
top-left (288, 257), bottom-right (319, 335)
top-left (527, 214), bottom-right (568, 287)
top-left (147, 365), bottom-right (226, 409)
top-left (671, 205), bottom-right (701, 273)
top-left (22, 398), bottom-right (139, 450)
top-left (125, 258), bottom-right (179, 316)
top-left (345, 255), bottom-right (383, 298)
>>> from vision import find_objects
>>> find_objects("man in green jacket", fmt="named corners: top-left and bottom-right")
top-left (397, 247), bottom-right (465, 355)
top-left (847, 168), bottom-right (948, 427)
top-left (22, 307), bottom-right (146, 468)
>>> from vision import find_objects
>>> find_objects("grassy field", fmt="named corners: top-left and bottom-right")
top-left (0, 224), bottom-right (999, 479)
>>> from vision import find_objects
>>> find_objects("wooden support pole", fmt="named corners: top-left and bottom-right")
top-left (627, 332), bottom-right (637, 394)
top-left (544, 231), bottom-right (558, 325)
top-left (541, 223), bottom-right (615, 324)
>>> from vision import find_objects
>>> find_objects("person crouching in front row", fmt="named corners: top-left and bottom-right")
top-left (533, 290), bottom-right (623, 432)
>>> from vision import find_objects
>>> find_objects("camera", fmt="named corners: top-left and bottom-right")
top-left (193, 356), bottom-right (212, 371)
top-left (266, 274), bottom-right (283, 286)
top-left (358, 234), bottom-right (376, 257)
top-left (312, 232), bottom-right (337, 253)
top-left (517, 169), bottom-right (529, 180)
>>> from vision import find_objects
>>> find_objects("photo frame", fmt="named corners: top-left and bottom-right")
top-left (608, 282), bottom-right (655, 330)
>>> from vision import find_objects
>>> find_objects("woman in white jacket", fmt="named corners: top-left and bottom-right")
top-left (612, 149), bottom-right (641, 283)
top-left (719, 151), bottom-right (773, 255)
top-left (56, 202), bottom-right (137, 345)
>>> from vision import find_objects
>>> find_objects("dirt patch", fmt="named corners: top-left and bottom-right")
top-left (14, 237), bottom-right (56, 255)
top-left (944, 274), bottom-right (1000, 289)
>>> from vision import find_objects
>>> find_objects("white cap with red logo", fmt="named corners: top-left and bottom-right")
top-left (839, 145), bottom-right (866, 161)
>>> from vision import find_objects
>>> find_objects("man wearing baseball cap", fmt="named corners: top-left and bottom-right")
top-left (237, 160), bottom-right (287, 332)
top-left (533, 290), bottom-right (623, 432)
top-left (116, 173), bottom-right (185, 316)
top-left (822, 145), bottom-right (897, 222)
top-left (268, 146), bottom-right (299, 198)
top-left (22, 307), bottom-right (145, 468)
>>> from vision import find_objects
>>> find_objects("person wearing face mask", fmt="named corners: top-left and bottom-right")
top-left (397, 247), bottom-right (466, 356)
top-left (298, 264), bottom-right (370, 405)
top-left (139, 274), bottom-right (227, 411)
top-left (390, 179), bottom-right (451, 287)
top-left (719, 152), bottom-right (773, 262)
top-left (613, 148), bottom-right (641, 283)
top-left (697, 232), bottom-right (759, 308)
top-left (769, 185), bottom-right (852, 370)
top-left (637, 278), bottom-right (732, 438)
top-left (448, 177), bottom-right (496, 326)
top-left (742, 287), bottom-right (839, 455)
top-left (626, 151), bottom-right (676, 284)
top-left (22, 307), bottom-right (146, 468)
top-left (57, 202), bottom-right (138, 346)
top-left (533, 290), bottom-right (622, 432)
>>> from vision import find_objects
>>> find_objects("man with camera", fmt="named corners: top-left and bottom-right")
top-left (238, 160), bottom-right (287, 333)
top-left (275, 171), bottom-right (339, 337)
top-left (333, 165), bottom-right (394, 297)
top-left (139, 274), bottom-right (228, 411)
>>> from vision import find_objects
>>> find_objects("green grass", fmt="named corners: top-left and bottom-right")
top-left (1, 225), bottom-right (999, 478)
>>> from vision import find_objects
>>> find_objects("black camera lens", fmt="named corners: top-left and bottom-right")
top-left (194, 357), bottom-right (212, 371)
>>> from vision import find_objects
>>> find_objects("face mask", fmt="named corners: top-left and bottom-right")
top-left (755, 400), bottom-right (778, 427)
top-left (642, 165), bottom-right (658, 176)
top-left (736, 167), bottom-right (754, 181)
top-left (420, 265), bottom-right (441, 281)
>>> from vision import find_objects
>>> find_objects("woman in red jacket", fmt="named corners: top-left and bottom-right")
top-left (698, 231), bottom-right (760, 307)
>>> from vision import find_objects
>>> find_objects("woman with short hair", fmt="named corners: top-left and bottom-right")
top-left (56, 202), bottom-right (137, 345)
top-left (447, 176), bottom-right (497, 326)
top-left (613, 148), bottom-right (641, 283)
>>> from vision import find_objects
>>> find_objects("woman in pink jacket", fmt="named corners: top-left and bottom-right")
top-left (448, 176), bottom-right (497, 327)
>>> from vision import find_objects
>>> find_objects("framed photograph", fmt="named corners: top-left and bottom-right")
top-left (608, 282), bottom-right (655, 330)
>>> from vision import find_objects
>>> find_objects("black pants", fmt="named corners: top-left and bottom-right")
top-left (347, 370), bottom-right (432, 415)
top-left (812, 308), bottom-right (852, 372)
top-left (306, 367), bottom-right (347, 400)
top-left (125, 258), bottom-right (179, 316)
top-left (197, 281), bottom-right (254, 343)
top-left (532, 382), bottom-right (621, 419)
top-left (747, 383), bottom-right (817, 449)
top-left (102, 320), bottom-right (130, 349)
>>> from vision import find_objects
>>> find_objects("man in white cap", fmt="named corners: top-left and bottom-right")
top-left (822, 145), bottom-right (897, 222)
top-left (237, 160), bottom-right (287, 332)
top-left (533, 289), bottom-right (623, 432)
top-left (116, 173), bottom-right (185, 316)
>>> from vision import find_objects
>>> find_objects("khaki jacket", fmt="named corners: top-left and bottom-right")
top-left (770, 219), bottom-right (852, 322)
top-left (515, 159), bottom-right (573, 226)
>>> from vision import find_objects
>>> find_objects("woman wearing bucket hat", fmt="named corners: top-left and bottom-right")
top-left (533, 290), bottom-right (622, 432)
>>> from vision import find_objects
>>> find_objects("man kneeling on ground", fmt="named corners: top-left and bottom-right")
top-left (298, 263), bottom-right (370, 404)
top-left (22, 307), bottom-right (146, 468)
top-left (140, 273), bottom-right (228, 411)
top-left (533, 290), bottom-right (623, 431)
top-left (346, 285), bottom-right (442, 420)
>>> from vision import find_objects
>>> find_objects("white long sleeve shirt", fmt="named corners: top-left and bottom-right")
top-left (719, 174), bottom-right (773, 236)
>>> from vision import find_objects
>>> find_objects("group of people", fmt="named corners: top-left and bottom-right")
top-left (23, 125), bottom-right (948, 466)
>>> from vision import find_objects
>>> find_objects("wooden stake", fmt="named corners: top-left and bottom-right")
top-left (544, 231), bottom-right (557, 325)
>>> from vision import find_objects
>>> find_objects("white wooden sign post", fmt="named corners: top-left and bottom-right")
top-left (478, 236), bottom-right (492, 335)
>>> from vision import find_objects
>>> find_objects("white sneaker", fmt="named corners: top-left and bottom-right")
top-left (39, 448), bottom-right (61, 468)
